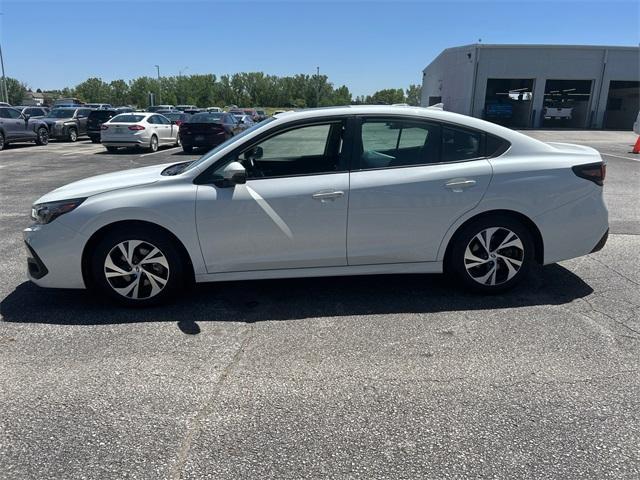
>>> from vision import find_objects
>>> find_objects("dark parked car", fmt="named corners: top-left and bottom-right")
top-left (52, 98), bottom-right (84, 108)
top-left (42, 107), bottom-right (92, 142)
top-left (0, 106), bottom-right (49, 150)
top-left (164, 112), bottom-right (190, 126)
top-left (13, 106), bottom-right (50, 118)
top-left (87, 109), bottom-right (118, 143)
top-left (179, 112), bottom-right (241, 152)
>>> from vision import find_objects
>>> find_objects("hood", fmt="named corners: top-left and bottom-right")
top-left (43, 118), bottom-right (69, 125)
top-left (35, 163), bottom-right (174, 204)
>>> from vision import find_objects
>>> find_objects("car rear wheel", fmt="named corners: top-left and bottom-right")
top-left (35, 127), bottom-right (49, 145)
top-left (182, 145), bottom-right (193, 153)
top-left (447, 215), bottom-right (534, 293)
top-left (90, 137), bottom-right (100, 143)
top-left (68, 128), bottom-right (78, 142)
top-left (148, 135), bottom-right (158, 152)
top-left (105, 146), bottom-right (118, 153)
top-left (90, 226), bottom-right (185, 306)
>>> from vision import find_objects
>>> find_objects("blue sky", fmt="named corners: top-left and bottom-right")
top-left (1, 0), bottom-right (638, 96)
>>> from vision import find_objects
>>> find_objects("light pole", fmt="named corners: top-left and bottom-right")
top-left (154, 65), bottom-right (161, 104)
top-left (177, 67), bottom-right (188, 104)
top-left (0, 12), bottom-right (8, 104)
top-left (316, 66), bottom-right (320, 107)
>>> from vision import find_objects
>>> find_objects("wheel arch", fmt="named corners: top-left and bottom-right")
top-left (81, 219), bottom-right (195, 289)
top-left (442, 209), bottom-right (544, 268)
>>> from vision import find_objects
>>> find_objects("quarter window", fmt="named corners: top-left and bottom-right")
top-left (441, 126), bottom-right (482, 162)
top-left (240, 122), bottom-right (343, 179)
top-left (360, 119), bottom-right (440, 169)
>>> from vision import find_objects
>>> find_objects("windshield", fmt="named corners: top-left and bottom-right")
top-left (46, 109), bottom-right (75, 119)
top-left (110, 114), bottom-right (145, 123)
top-left (182, 117), bottom-right (275, 173)
top-left (165, 113), bottom-right (184, 121)
top-left (188, 112), bottom-right (223, 123)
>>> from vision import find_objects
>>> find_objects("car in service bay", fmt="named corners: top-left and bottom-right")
top-left (100, 112), bottom-right (180, 152)
top-left (24, 106), bottom-right (608, 306)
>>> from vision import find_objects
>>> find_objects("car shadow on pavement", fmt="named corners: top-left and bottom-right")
top-left (0, 264), bottom-right (593, 331)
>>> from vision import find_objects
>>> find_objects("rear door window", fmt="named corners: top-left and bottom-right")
top-left (441, 126), bottom-right (482, 162)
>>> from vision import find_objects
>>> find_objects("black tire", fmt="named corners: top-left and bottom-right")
top-left (0, 132), bottom-right (4, 151)
top-left (105, 146), bottom-right (118, 153)
top-left (182, 145), bottom-right (193, 153)
top-left (89, 226), bottom-right (185, 307)
top-left (35, 127), bottom-right (49, 145)
top-left (148, 135), bottom-right (158, 152)
top-left (447, 215), bottom-right (534, 293)
top-left (90, 137), bottom-right (100, 143)
top-left (68, 127), bottom-right (78, 142)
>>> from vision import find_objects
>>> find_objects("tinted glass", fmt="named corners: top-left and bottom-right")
top-left (89, 110), bottom-right (116, 121)
top-left (110, 114), bottom-right (146, 123)
top-left (242, 123), bottom-right (341, 179)
top-left (189, 113), bottom-right (224, 123)
top-left (486, 134), bottom-right (510, 157)
top-left (46, 109), bottom-right (74, 118)
top-left (0, 108), bottom-right (11, 119)
top-left (441, 126), bottom-right (482, 162)
top-left (158, 116), bottom-right (171, 125)
top-left (5, 108), bottom-right (23, 119)
top-left (360, 119), bottom-right (440, 169)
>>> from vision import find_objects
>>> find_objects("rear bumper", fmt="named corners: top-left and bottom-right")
top-left (534, 188), bottom-right (609, 264)
top-left (590, 228), bottom-right (609, 253)
top-left (101, 139), bottom-right (147, 147)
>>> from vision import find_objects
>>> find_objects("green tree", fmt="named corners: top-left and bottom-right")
top-left (405, 84), bottom-right (422, 106)
top-left (74, 77), bottom-right (110, 102)
top-left (109, 79), bottom-right (130, 106)
top-left (5, 77), bottom-right (28, 105)
top-left (366, 88), bottom-right (406, 105)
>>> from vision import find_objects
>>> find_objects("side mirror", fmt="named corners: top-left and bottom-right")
top-left (217, 161), bottom-right (246, 186)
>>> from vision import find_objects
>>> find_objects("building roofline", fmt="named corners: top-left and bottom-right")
top-left (423, 43), bottom-right (640, 72)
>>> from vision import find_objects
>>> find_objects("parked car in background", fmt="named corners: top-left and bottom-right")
top-left (206, 107), bottom-right (223, 113)
top-left (233, 114), bottom-right (255, 130)
top-left (178, 111), bottom-right (241, 153)
top-left (42, 107), bottom-right (92, 142)
top-left (101, 112), bottom-right (180, 153)
top-left (176, 105), bottom-right (197, 111)
top-left (116, 106), bottom-right (136, 113)
top-left (164, 112), bottom-right (190, 126)
top-left (242, 108), bottom-right (259, 121)
top-left (23, 105), bottom-right (609, 306)
top-left (85, 103), bottom-right (113, 110)
top-left (0, 106), bottom-right (50, 150)
top-left (183, 108), bottom-right (203, 115)
top-left (147, 105), bottom-right (175, 113)
top-left (12, 106), bottom-right (50, 118)
top-left (0, 102), bottom-right (11, 107)
top-left (255, 109), bottom-right (267, 121)
top-left (87, 109), bottom-right (118, 143)
top-left (53, 98), bottom-right (84, 108)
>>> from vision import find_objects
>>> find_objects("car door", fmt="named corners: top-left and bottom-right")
top-left (347, 117), bottom-right (493, 265)
top-left (76, 108), bottom-right (90, 134)
top-left (195, 119), bottom-right (351, 273)
top-left (159, 115), bottom-right (176, 143)
top-left (4, 108), bottom-right (33, 141)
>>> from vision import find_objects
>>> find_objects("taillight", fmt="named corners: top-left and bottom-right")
top-left (572, 162), bottom-right (606, 186)
top-left (175, 120), bottom-right (183, 126)
top-left (128, 125), bottom-right (145, 131)
top-left (101, 125), bottom-right (109, 130)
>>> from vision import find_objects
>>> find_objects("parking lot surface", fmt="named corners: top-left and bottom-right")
top-left (0, 132), bottom-right (639, 479)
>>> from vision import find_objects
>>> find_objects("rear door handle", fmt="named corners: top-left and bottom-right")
top-left (312, 190), bottom-right (344, 202)
top-left (445, 179), bottom-right (477, 192)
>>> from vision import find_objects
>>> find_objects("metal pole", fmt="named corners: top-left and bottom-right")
top-left (154, 65), bottom-right (161, 104)
top-left (316, 66), bottom-right (320, 107)
top-left (0, 41), bottom-right (8, 104)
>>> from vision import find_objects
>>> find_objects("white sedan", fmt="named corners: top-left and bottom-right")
top-left (25, 105), bottom-right (608, 306)
top-left (100, 112), bottom-right (180, 152)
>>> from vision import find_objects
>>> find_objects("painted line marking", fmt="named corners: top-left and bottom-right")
top-left (139, 146), bottom-right (180, 158)
top-left (601, 153), bottom-right (640, 162)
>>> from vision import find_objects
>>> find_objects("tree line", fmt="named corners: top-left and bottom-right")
top-left (6, 72), bottom-right (422, 108)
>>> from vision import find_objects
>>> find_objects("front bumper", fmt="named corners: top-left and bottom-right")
top-left (23, 221), bottom-right (87, 289)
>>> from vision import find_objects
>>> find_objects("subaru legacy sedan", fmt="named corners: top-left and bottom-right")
top-left (24, 106), bottom-right (608, 306)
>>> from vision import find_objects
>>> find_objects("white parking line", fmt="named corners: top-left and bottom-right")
top-left (139, 146), bottom-right (181, 158)
top-left (601, 153), bottom-right (640, 162)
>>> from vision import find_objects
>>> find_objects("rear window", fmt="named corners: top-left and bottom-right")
top-left (485, 134), bottom-right (511, 157)
top-left (188, 113), bottom-right (224, 123)
top-left (110, 114), bottom-right (145, 123)
top-left (89, 110), bottom-right (116, 120)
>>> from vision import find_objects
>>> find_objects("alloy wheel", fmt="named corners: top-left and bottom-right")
top-left (38, 128), bottom-right (49, 145)
top-left (103, 240), bottom-right (170, 300)
top-left (464, 227), bottom-right (524, 286)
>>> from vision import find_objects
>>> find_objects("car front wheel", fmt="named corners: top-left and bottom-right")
top-left (90, 227), bottom-right (185, 306)
top-left (68, 128), bottom-right (78, 142)
top-left (35, 127), bottom-right (49, 145)
top-left (148, 135), bottom-right (158, 152)
top-left (448, 216), bottom-right (534, 293)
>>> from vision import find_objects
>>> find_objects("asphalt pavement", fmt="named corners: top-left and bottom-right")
top-left (0, 132), bottom-right (638, 479)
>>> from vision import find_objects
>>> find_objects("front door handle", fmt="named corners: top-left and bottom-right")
top-left (312, 190), bottom-right (344, 202)
top-left (445, 179), bottom-right (477, 192)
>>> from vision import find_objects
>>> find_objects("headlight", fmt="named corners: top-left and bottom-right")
top-left (31, 198), bottom-right (86, 224)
